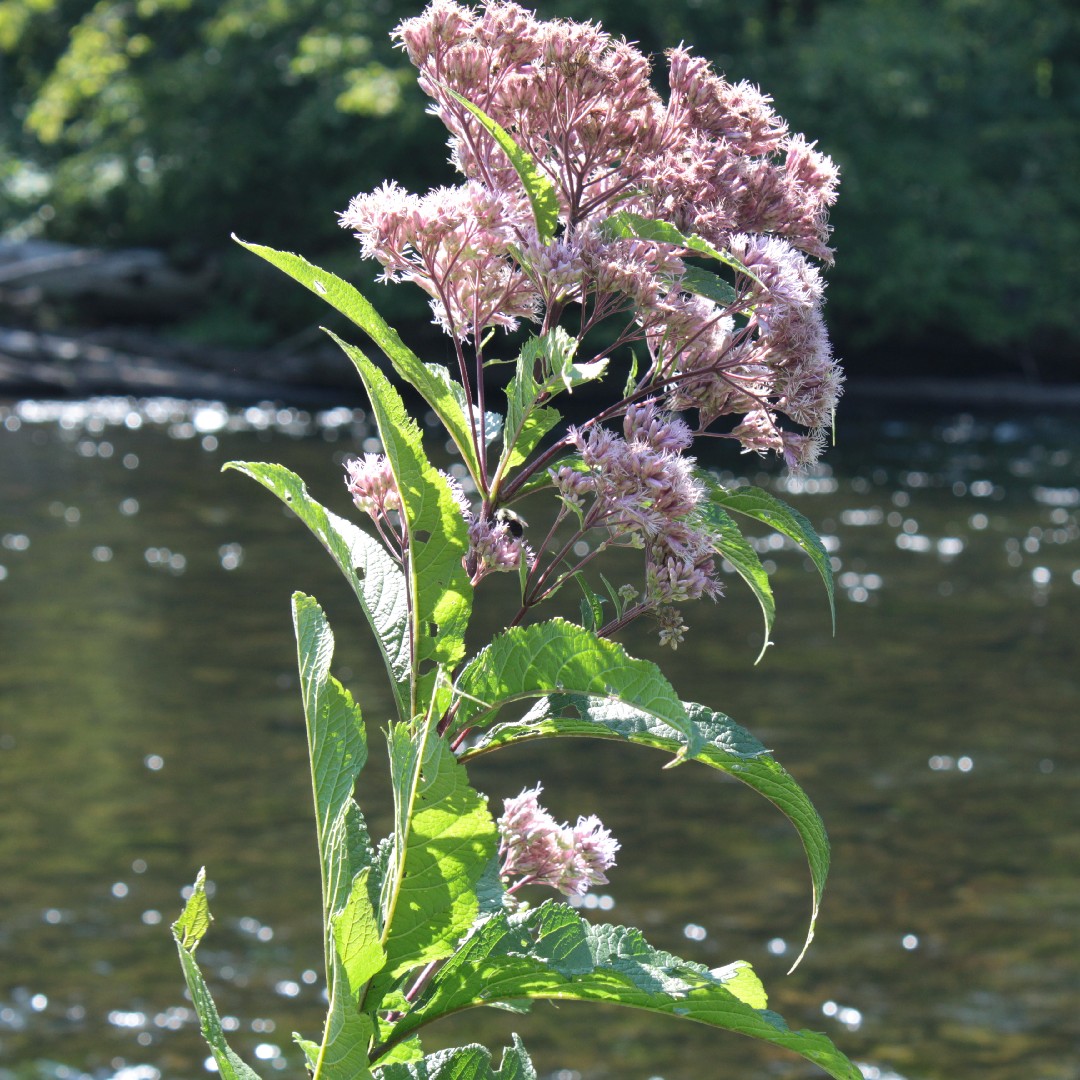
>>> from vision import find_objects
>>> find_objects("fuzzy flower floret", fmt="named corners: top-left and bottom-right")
top-left (498, 785), bottom-right (620, 897)
top-left (345, 454), bottom-right (401, 520)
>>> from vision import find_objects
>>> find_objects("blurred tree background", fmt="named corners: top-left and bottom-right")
top-left (2, 0), bottom-right (1078, 379)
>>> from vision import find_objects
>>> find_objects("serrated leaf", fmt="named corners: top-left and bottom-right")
top-left (369, 732), bottom-right (498, 1009)
top-left (315, 970), bottom-right (377, 1080)
top-left (332, 869), bottom-right (385, 999)
top-left (330, 334), bottom-right (474, 711)
top-left (694, 500), bottom-right (775, 663)
top-left (234, 239), bottom-right (485, 486)
top-left (293, 594), bottom-right (378, 972)
top-left (226, 462), bottom-right (410, 718)
top-left (374, 1035), bottom-right (536, 1080)
top-left (705, 480), bottom-right (835, 633)
top-left (681, 265), bottom-right (738, 306)
top-left (383, 904), bottom-right (859, 1080)
top-left (462, 695), bottom-right (828, 971)
top-left (446, 90), bottom-right (559, 244)
top-left (172, 870), bottom-right (265, 1080)
top-left (172, 866), bottom-right (211, 951)
top-left (451, 618), bottom-right (701, 759)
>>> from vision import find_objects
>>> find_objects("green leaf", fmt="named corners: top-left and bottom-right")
top-left (574, 573), bottom-right (606, 633)
top-left (333, 868), bottom-right (385, 998)
top-left (374, 1035), bottom-right (536, 1080)
top-left (385, 904), bottom-right (859, 1080)
top-left (172, 866), bottom-right (212, 951)
top-left (234, 239), bottom-right (485, 486)
top-left (368, 731), bottom-right (499, 1009)
top-left (226, 462), bottom-right (411, 718)
top-left (309, 870), bottom-right (382, 1080)
top-left (172, 870), bottom-right (265, 1080)
top-left (451, 618), bottom-right (702, 760)
top-left (693, 500), bottom-right (775, 663)
top-left (534, 325), bottom-right (607, 393)
top-left (462, 695), bottom-right (829, 971)
top-left (445, 90), bottom-right (559, 245)
top-left (293, 594), bottom-right (376, 932)
top-left (315, 968), bottom-right (377, 1080)
top-left (331, 334), bottom-right (474, 711)
top-left (705, 480), bottom-right (836, 633)
top-left (681, 264), bottom-right (738, 306)
top-left (623, 348), bottom-right (640, 399)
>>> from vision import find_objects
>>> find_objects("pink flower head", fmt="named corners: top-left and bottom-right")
top-left (345, 454), bottom-right (402, 520)
top-left (466, 514), bottom-right (528, 583)
top-left (339, 180), bottom-right (538, 340)
top-left (498, 784), bottom-right (620, 897)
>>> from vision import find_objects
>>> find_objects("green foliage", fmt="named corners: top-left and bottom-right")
top-left (236, 241), bottom-right (488, 489)
top-left (452, 618), bottom-right (702, 759)
top-left (172, 869), bottom-right (267, 1080)
top-left (5, 0), bottom-right (1076, 367)
top-left (198, 359), bottom-right (854, 1074)
top-left (381, 903), bottom-right (859, 1080)
top-left (224, 461), bottom-right (412, 715)
top-left (702, 479), bottom-right (837, 636)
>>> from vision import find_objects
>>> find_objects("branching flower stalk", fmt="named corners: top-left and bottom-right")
top-left (340, 0), bottom-right (841, 647)
top-left (172, 5), bottom-right (862, 1080)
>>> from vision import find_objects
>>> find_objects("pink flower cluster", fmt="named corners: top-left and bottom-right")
top-left (342, 0), bottom-right (842, 467)
top-left (554, 402), bottom-right (723, 610)
top-left (498, 784), bottom-right (619, 897)
top-left (466, 514), bottom-right (528, 584)
top-left (345, 453), bottom-right (401, 519)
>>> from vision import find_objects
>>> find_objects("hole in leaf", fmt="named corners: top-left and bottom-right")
top-left (428, 622), bottom-right (439, 638)
top-left (413, 530), bottom-right (431, 544)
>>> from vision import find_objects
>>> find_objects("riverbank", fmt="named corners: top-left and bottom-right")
top-left (3, 322), bottom-right (1079, 411)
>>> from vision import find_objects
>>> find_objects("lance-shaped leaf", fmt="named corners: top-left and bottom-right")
top-left (374, 1036), bottom-right (536, 1080)
top-left (461, 694), bottom-right (828, 971)
top-left (172, 869), bottom-right (265, 1080)
top-left (693, 499), bottom-right (775, 663)
top-left (381, 904), bottom-right (860, 1080)
top-left (293, 594), bottom-right (378, 935)
top-left (704, 479), bottom-right (836, 633)
top-left (315, 957), bottom-right (377, 1080)
top-left (368, 730), bottom-right (498, 1010)
top-left (227, 462), bottom-right (411, 717)
top-left (681, 264), bottom-right (738, 306)
top-left (308, 869), bottom-right (382, 1080)
top-left (446, 89), bottom-right (559, 245)
top-left (331, 334), bottom-right (473, 710)
top-left (451, 619), bottom-right (702, 760)
top-left (234, 239), bottom-right (485, 487)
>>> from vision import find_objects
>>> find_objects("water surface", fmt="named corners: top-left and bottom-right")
top-left (1, 398), bottom-right (1077, 1080)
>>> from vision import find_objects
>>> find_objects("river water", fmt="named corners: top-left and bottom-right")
top-left (0, 395), bottom-right (1077, 1080)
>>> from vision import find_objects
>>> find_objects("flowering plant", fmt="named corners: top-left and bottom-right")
top-left (172, 2), bottom-right (857, 1077)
